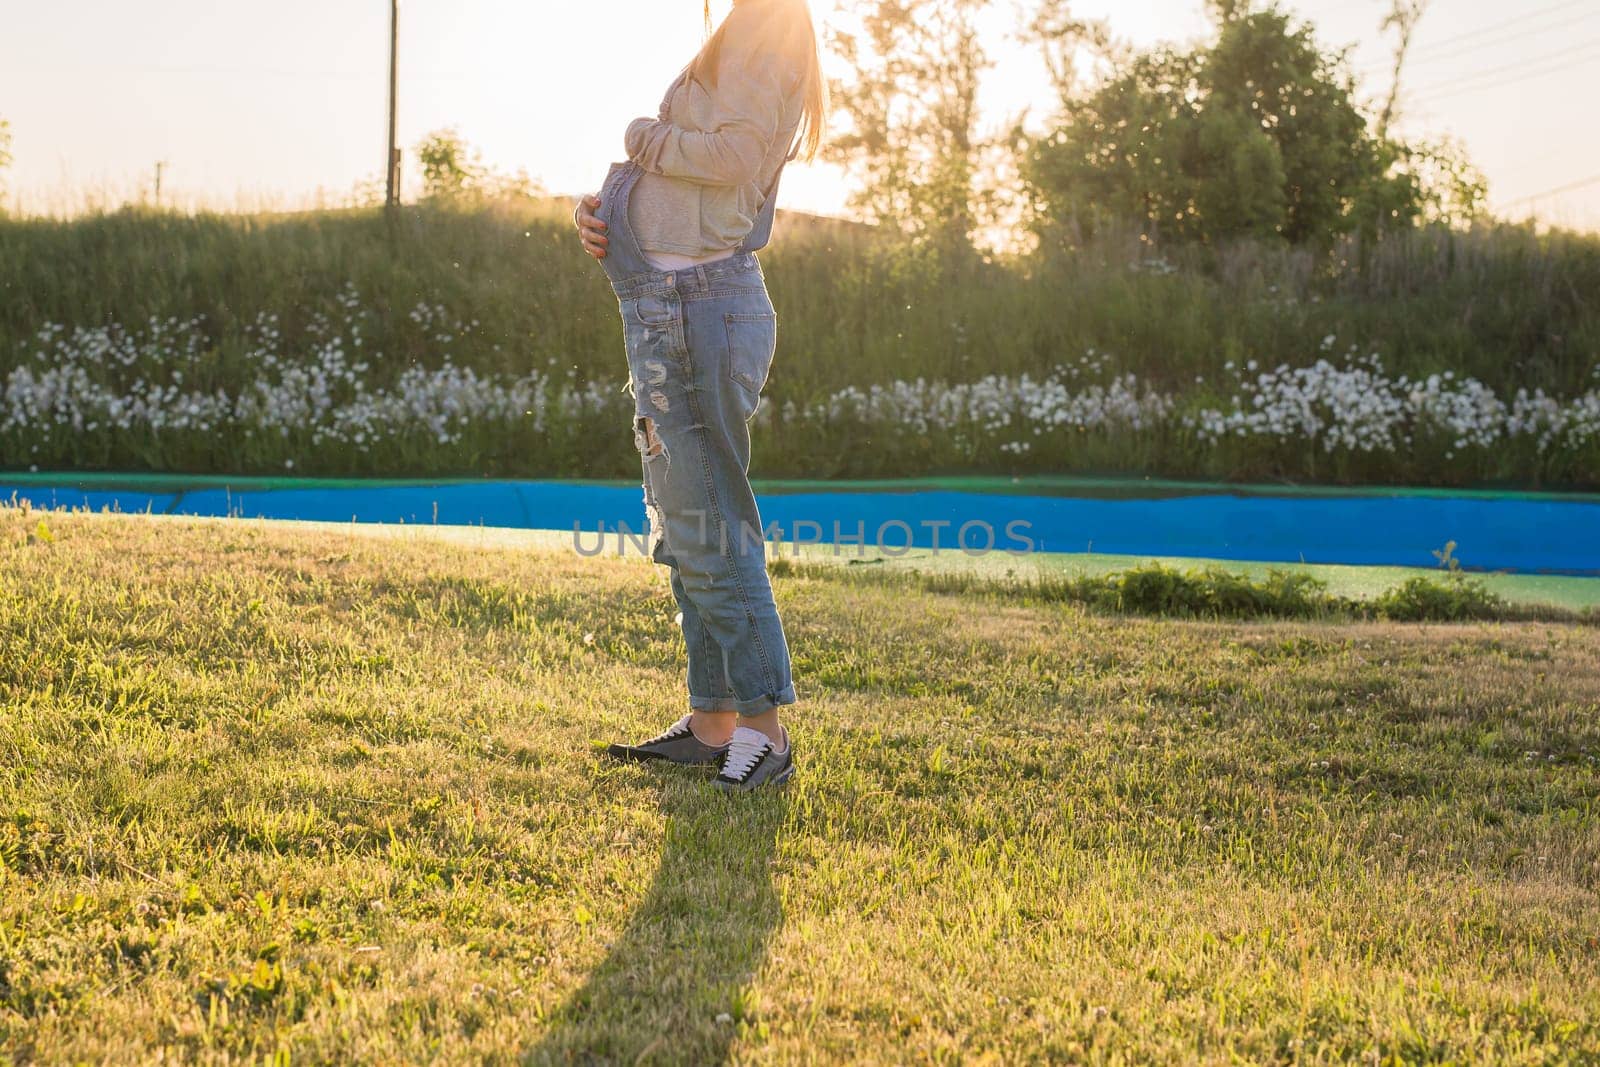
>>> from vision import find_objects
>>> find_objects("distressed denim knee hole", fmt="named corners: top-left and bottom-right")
top-left (634, 415), bottom-right (667, 462)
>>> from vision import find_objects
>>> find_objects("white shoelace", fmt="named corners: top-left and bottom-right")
top-left (722, 726), bottom-right (775, 781)
top-left (643, 715), bottom-right (695, 746)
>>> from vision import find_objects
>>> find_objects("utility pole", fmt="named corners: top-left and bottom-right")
top-left (385, 0), bottom-right (401, 208)
top-left (154, 161), bottom-right (168, 208)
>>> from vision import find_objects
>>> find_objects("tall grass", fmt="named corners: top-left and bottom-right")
top-left (2, 201), bottom-right (1597, 485)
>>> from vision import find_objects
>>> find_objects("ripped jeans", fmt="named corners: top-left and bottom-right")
top-left (617, 253), bottom-right (797, 716)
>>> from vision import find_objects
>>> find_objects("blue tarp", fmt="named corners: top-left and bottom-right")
top-left (5, 480), bottom-right (1598, 575)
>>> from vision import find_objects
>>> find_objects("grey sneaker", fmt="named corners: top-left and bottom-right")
top-left (713, 726), bottom-right (795, 793)
top-left (605, 715), bottom-right (728, 767)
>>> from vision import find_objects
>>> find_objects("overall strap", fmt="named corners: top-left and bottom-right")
top-left (738, 141), bottom-right (796, 256)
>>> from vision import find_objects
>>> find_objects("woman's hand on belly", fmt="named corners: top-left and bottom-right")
top-left (573, 194), bottom-right (608, 260)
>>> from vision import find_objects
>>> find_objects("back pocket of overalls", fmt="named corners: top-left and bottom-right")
top-left (725, 312), bottom-right (777, 394)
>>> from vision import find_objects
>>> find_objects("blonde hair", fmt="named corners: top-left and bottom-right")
top-left (687, 0), bottom-right (828, 162)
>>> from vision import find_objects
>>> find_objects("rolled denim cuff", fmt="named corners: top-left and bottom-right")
top-left (733, 684), bottom-right (797, 717)
top-left (688, 685), bottom-right (796, 715)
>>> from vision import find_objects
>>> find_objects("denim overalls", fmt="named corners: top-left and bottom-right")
top-left (591, 88), bottom-right (797, 717)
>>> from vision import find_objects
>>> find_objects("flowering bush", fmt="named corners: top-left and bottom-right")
top-left (1, 288), bottom-right (627, 476)
top-left (1185, 342), bottom-right (1600, 458)
top-left (768, 337), bottom-right (1597, 484)
top-left (786, 355), bottom-right (1173, 460)
top-left (2, 291), bottom-right (1597, 487)
top-left (1174, 340), bottom-right (1600, 482)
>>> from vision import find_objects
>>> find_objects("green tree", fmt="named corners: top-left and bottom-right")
top-left (1024, 6), bottom-right (1439, 250)
top-left (1205, 10), bottom-right (1384, 244)
top-left (1193, 108), bottom-right (1288, 240)
top-left (1392, 138), bottom-right (1488, 227)
top-left (416, 128), bottom-right (543, 203)
top-left (417, 128), bottom-right (486, 201)
top-left (827, 0), bottom-right (990, 248)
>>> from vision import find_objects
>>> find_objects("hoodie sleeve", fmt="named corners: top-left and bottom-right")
top-left (625, 38), bottom-right (788, 187)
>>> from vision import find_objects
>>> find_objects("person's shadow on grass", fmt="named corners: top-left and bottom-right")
top-left (523, 776), bottom-right (788, 1066)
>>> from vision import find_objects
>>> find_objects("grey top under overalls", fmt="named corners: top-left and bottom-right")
top-left (620, 0), bottom-right (805, 261)
top-left (596, 80), bottom-right (790, 289)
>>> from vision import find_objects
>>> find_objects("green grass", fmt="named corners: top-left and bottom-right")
top-left (3, 506), bottom-right (1598, 1063)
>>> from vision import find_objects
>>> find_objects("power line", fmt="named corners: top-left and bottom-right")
top-left (1411, 46), bottom-right (1600, 103)
top-left (1390, 10), bottom-right (1600, 70)
top-left (1499, 172), bottom-right (1600, 209)
top-left (1359, 2), bottom-right (1599, 73)
top-left (1416, 53), bottom-right (1600, 104)
top-left (1412, 37), bottom-right (1600, 93)
top-left (1408, 37), bottom-right (1600, 98)
top-left (1408, 0), bottom-right (1593, 56)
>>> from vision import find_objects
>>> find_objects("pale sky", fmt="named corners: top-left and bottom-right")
top-left (2, 0), bottom-right (1598, 228)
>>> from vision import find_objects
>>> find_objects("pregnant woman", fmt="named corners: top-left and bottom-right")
top-left (573, 0), bottom-right (826, 792)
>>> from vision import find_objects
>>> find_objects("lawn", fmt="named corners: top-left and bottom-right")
top-left (2, 506), bottom-right (1598, 1064)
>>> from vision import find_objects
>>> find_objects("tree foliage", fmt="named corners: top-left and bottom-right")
top-left (826, 0), bottom-right (990, 249)
top-left (1024, 0), bottom-right (1120, 105)
top-left (1022, 6), bottom-right (1481, 250)
top-left (416, 128), bottom-right (542, 203)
